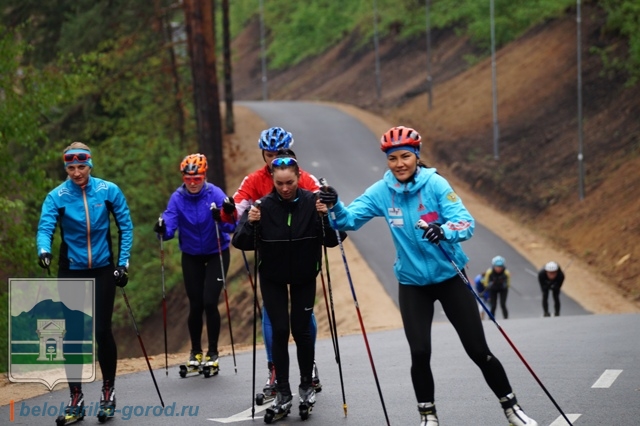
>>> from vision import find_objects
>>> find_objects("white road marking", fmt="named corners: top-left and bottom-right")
top-left (208, 395), bottom-right (296, 423)
top-left (592, 369), bottom-right (623, 388)
top-left (549, 413), bottom-right (582, 425)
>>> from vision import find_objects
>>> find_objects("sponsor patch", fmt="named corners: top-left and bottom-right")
top-left (446, 192), bottom-right (459, 203)
top-left (388, 207), bottom-right (402, 216)
top-left (388, 218), bottom-right (404, 227)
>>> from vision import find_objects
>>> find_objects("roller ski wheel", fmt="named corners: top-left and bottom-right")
top-left (97, 381), bottom-right (116, 423)
top-left (97, 408), bottom-right (114, 423)
top-left (255, 391), bottom-right (276, 406)
top-left (202, 353), bottom-right (219, 378)
top-left (55, 412), bottom-right (84, 425)
top-left (178, 364), bottom-right (203, 378)
top-left (264, 392), bottom-right (292, 424)
top-left (298, 384), bottom-right (316, 421)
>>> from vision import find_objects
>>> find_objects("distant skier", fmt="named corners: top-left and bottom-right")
top-left (483, 256), bottom-right (511, 319)
top-left (538, 261), bottom-right (565, 317)
top-left (474, 272), bottom-right (490, 320)
top-left (318, 126), bottom-right (538, 426)
top-left (153, 154), bottom-right (236, 376)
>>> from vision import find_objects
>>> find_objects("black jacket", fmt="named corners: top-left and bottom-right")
top-left (232, 187), bottom-right (346, 283)
top-left (538, 268), bottom-right (565, 290)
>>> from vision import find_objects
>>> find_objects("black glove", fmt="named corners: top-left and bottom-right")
top-left (38, 252), bottom-right (53, 269)
top-left (153, 218), bottom-right (166, 234)
top-left (319, 186), bottom-right (338, 206)
top-left (421, 223), bottom-right (445, 244)
top-left (211, 206), bottom-right (222, 222)
top-left (114, 266), bottom-right (129, 287)
top-left (222, 197), bottom-right (235, 214)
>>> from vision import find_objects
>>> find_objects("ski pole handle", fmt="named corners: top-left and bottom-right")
top-left (158, 214), bottom-right (163, 227)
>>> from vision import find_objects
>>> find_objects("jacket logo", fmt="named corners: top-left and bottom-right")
top-left (95, 182), bottom-right (108, 192)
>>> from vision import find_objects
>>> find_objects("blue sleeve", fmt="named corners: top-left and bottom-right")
top-left (431, 175), bottom-right (474, 243)
top-left (330, 182), bottom-right (385, 231)
top-left (110, 184), bottom-right (134, 267)
top-left (36, 192), bottom-right (58, 255)
top-left (162, 191), bottom-right (180, 241)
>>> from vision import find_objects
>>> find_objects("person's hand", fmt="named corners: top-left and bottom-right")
top-left (319, 186), bottom-right (338, 207)
top-left (153, 217), bottom-right (165, 234)
top-left (222, 197), bottom-right (235, 214)
top-left (248, 205), bottom-right (261, 223)
top-left (211, 205), bottom-right (222, 222)
top-left (38, 252), bottom-right (53, 269)
top-left (421, 223), bottom-right (445, 244)
top-left (114, 266), bottom-right (129, 287)
top-left (316, 198), bottom-right (328, 214)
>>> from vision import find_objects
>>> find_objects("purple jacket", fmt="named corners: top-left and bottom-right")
top-left (160, 183), bottom-right (236, 255)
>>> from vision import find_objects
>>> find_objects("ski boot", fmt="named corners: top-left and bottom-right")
top-left (264, 385), bottom-right (292, 424)
top-left (97, 381), bottom-right (116, 423)
top-left (55, 386), bottom-right (84, 425)
top-left (202, 351), bottom-right (219, 378)
top-left (311, 361), bottom-right (322, 392)
top-left (418, 402), bottom-right (439, 426)
top-left (255, 362), bottom-right (277, 406)
top-left (298, 378), bottom-right (316, 421)
top-left (179, 351), bottom-right (203, 378)
top-left (500, 393), bottom-right (538, 426)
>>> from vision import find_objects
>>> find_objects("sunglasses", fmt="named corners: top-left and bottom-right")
top-left (271, 157), bottom-right (298, 167)
top-left (63, 153), bottom-right (91, 162)
top-left (183, 175), bottom-right (205, 185)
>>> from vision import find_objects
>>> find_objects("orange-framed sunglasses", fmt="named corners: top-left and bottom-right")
top-left (183, 175), bottom-right (205, 185)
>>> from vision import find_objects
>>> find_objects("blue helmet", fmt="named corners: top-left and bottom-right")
top-left (492, 256), bottom-right (506, 267)
top-left (258, 127), bottom-right (294, 152)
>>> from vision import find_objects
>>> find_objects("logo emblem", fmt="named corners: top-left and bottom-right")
top-left (8, 278), bottom-right (96, 390)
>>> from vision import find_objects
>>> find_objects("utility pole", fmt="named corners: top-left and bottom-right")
top-left (259, 0), bottom-right (268, 100)
top-left (490, 0), bottom-right (500, 160)
top-left (222, 0), bottom-right (234, 133)
top-left (425, 0), bottom-right (433, 110)
top-left (577, 0), bottom-right (585, 200)
top-left (373, 0), bottom-right (382, 99)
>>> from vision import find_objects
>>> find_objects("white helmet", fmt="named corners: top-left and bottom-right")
top-left (544, 261), bottom-right (559, 272)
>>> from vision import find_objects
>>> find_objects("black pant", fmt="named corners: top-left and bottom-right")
top-left (398, 274), bottom-right (512, 403)
top-left (58, 265), bottom-right (117, 389)
top-left (488, 287), bottom-right (509, 319)
top-left (182, 250), bottom-right (230, 355)
top-left (541, 285), bottom-right (561, 316)
top-left (260, 277), bottom-right (316, 389)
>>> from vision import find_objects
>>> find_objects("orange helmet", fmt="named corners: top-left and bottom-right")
top-left (380, 126), bottom-right (422, 156)
top-left (180, 153), bottom-right (207, 175)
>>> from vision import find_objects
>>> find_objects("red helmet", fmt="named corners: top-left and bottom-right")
top-left (180, 153), bottom-right (207, 175)
top-left (380, 126), bottom-right (422, 154)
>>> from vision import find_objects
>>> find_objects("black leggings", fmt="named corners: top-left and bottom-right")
top-left (489, 287), bottom-right (509, 319)
top-left (182, 250), bottom-right (230, 354)
top-left (398, 274), bottom-right (512, 403)
top-left (541, 286), bottom-right (561, 315)
top-left (260, 278), bottom-right (316, 388)
top-left (58, 265), bottom-right (117, 388)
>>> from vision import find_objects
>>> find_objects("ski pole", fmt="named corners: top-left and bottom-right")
top-left (414, 219), bottom-right (574, 426)
top-left (251, 200), bottom-right (262, 419)
top-left (241, 251), bottom-right (262, 318)
top-left (211, 202), bottom-right (237, 374)
top-left (117, 283), bottom-right (165, 408)
top-left (158, 215), bottom-right (168, 377)
top-left (320, 179), bottom-right (390, 426)
top-left (319, 209), bottom-right (347, 417)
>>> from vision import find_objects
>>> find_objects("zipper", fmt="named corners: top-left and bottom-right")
top-left (82, 187), bottom-right (92, 269)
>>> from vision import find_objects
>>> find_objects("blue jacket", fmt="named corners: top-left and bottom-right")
top-left (329, 166), bottom-right (474, 286)
top-left (37, 176), bottom-right (133, 270)
top-left (160, 183), bottom-right (236, 255)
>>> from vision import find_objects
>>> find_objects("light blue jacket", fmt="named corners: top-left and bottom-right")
top-left (329, 166), bottom-right (474, 286)
top-left (37, 176), bottom-right (133, 270)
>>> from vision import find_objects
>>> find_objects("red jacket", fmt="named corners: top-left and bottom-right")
top-left (228, 164), bottom-right (320, 222)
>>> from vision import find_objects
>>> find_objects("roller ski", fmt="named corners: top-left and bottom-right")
top-left (263, 387), bottom-right (292, 424)
top-left (418, 402), bottom-right (439, 426)
top-left (97, 381), bottom-right (116, 423)
top-left (255, 362), bottom-right (277, 406)
top-left (179, 351), bottom-right (203, 378)
top-left (55, 386), bottom-right (84, 425)
top-left (298, 378), bottom-right (316, 421)
top-left (202, 352), bottom-right (220, 378)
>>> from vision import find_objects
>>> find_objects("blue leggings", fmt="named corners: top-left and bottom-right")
top-left (262, 307), bottom-right (317, 364)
